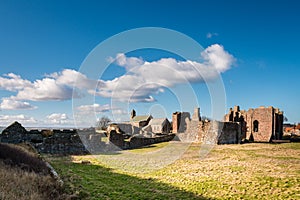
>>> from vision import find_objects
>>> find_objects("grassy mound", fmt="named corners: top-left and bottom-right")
top-left (0, 143), bottom-right (69, 200)
top-left (0, 143), bottom-right (49, 174)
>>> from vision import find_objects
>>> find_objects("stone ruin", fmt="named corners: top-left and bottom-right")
top-left (224, 105), bottom-right (284, 142)
top-left (106, 123), bottom-right (175, 149)
top-left (172, 105), bottom-right (285, 144)
top-left (1, 121), bottom-right (28, 144)
top-left (172, 108), bottom-right (243, 144)
top-left (0, 121), bottom-right (175, 154)
top-left (0, 121), bottom-right (94, 155)
top-left (0, 105), bottom-right (286, 155)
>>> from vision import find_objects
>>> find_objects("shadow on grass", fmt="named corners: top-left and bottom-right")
top-left (51, 157), bottom-right (208, 200)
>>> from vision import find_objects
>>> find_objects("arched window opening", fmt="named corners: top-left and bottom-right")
top-left (253, 120), bottom-right (259, 132)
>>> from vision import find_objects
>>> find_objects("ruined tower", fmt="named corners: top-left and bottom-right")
top-left (130, 109), bottom-right (136, 120)
top-left (192, 107), bottom-right (201, 121)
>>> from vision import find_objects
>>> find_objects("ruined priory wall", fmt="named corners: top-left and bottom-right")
top-left (246, 107), bottom-right (273, 142)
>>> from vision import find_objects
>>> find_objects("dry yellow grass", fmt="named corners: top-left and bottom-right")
top-left (0, 144), bottom-right (68, 200)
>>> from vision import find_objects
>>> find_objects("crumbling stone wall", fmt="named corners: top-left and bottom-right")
top-left (174, 108), bottom-right (243, 144)
top-left (217, 122), bottom-right (241, 144)
top-left (0, 122), bottom-right (103, 155)
top-left (224, 105), bottom-right (284, 142)
top-left (0, 121), bottom-right (29, 143)
top-left (172, 112), bottom-right (191, 133)
top-left (108, 130), bottom-right (125, 149)
top-left (127, 134), bottom-right (175, 149)
top-left (35, 130), bottom-right (89, 155)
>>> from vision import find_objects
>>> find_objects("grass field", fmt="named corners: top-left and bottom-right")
top-left (48, 142), bottom-right (300, 200)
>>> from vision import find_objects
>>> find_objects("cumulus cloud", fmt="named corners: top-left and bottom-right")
top-left (108, 53), bottom-right (145, 71)
top-left (77, 103), bottom-right (126, 114)
top-left (46, 113), bottom-right (70, 124)
top-left (0, 114), bottom-right (37, 126)
top-left (0, 69), bottom-right (85, 104)
top-left (0, 44), bottom-right (235, 105)
top-left (0, 73), bottom-right (31, 91)
top-left (0, 97), bottom-right (37, 110)
top-left (16, 78), bottom-right (74, 101)
top-left (95, 44), bottom-right (235, 102)
top-left (49, 69), bottom-right (96, 90)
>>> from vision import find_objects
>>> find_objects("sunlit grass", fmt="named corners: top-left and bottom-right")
top-left (48, 142), bottom-right (300, 200)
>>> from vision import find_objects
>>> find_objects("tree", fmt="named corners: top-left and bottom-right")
top-left (96, 116), bottom-right (111, 130)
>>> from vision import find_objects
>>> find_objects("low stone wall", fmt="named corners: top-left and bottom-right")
top-left (107, 131), bottom-right (175, 149)
top-left (0, 123), bottom-right (99, 155)
top-left (0, 122), bottom-right (177, 154)
top-left (127, 134), bottom-right (175, 149)
top-left (34, 131), bottom-right (89, 155)
top-left (217, 122), bottom-right (241, 144)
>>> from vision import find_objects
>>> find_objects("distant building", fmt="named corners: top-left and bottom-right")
top-left (284, 123), bottom-right (300, 133)
top-left (130, 109), bottom-right (153, 127)
top-left (148, 118), bottom-right (171, 134)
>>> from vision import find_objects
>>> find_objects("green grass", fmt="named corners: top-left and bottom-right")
top-left (47, 142), bottom-right (300, 200)
top-left (126, 142), bottom-right (170, 153)
top-left (49, 157), bottom-right (203, 200)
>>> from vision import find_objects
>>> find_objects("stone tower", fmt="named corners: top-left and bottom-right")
top-left (192, 107), bottom-right (201, 121)
top-left (130, 109), bottom-right (136, 120)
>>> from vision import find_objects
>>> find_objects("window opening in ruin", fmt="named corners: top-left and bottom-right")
top-left (253, 120), bottom-right (259, 132)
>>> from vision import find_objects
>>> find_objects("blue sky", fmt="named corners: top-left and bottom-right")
top-left (0, 0), bottom-right (299, 127)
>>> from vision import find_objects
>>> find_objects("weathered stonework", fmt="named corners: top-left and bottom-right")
top-left (108, 130), bottom-right (125, 148)
top-left (0, 122), bottom-right (100, 155)
top-left (1, 121), bottom-right (29, 143)
top-left (174, 108), bottom-right (243, 144)
top-left (127, 134), bottom-right (175, 149)
top-left (172, 112), bottom-right (190, 133)
top-left (224, 105), bottom-right (284, 142)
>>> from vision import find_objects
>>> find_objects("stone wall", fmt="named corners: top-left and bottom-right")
top-left (0, 122), bottom-right (177, 154)
top-left (217, 122), bottom-right (241, 144)
top-left (34, 130), bottom-right (90, 155)
top-left (127, 134), bottom-right (175, 149)
top-left (174, 108), bottom-right (243, 144)
top-left (0, 122), bottom-right (102, 155)
top-left (172, 112), bottom-right (190, 133)
top-left (224, 105), bottom-right (284, 142)
top-left (245, 107), bottom-right (274, 142)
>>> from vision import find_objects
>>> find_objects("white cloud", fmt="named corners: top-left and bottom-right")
top-left (0, 114), bottom-right (37, 126)
top-left (16, 78), bottom-right (74, 101)
top-left (95, 44), bottom-right (235, 102)
top-left (0, 97), bottom-right (37, 110)
top-left (0, 69), bottom-right (84, 102)
top-left (0, 44), bottom-right (235, 105)
top-left (0, 73), bottom-right (31, 91)
top-left (201, 44), bottom-right (235, 73)
top-left (76, 103), bottom-right (126, 114)
top-left (206, 32), bottom-right (218, 39)
top-left (49, 69), bottom-right (96, 90)
top-left (77, 104), bottom-right (111, 113)
top-left (108, 53), bottom-right (144, 71)
top-left (46, 113), bottom-right (71, 124)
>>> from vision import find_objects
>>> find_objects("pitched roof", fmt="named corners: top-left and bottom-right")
top-left (131, 115), bottom-right (152, 122)
top-left (149, 118), bottom-right (169, 126)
